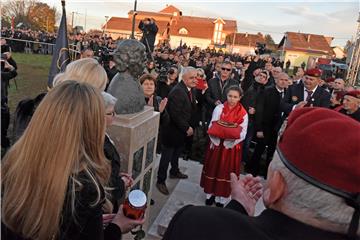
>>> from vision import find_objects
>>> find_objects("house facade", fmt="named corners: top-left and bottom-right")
top-left (102, 5), bottom-right (237, 49)
top-left (278, 32), bottom-right (335, 69)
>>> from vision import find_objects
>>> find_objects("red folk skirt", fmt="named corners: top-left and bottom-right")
top-left (200, 140), bottom-right (242, 197)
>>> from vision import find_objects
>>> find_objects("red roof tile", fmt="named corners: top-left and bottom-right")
top-left (225, 33), bottom-right (265, 47)
top-left (106, 5), bottom-right (236, 40)
top-left (160, 5), bottom-right (181, 14)
top-left (283, 32), bottom-right (334, 55)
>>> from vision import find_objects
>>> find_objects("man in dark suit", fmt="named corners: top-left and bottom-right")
top-left (247, 72), bottom-right (288, 177)
top-left (231, 61), bottom-right (243, 82)
top-left (281, 68), bottom-right (331, 117)
top-left (205, 61), bottom-right (239, 123)
top-left (163, 108), bottom-right (360, 240)
top-left (156, 67), bottom-right (198, 195)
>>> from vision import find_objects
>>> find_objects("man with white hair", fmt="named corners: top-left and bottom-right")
top-left (163, 108), bottom-right (360, 240)
top-left (156, 67), bottom-right (198, 195)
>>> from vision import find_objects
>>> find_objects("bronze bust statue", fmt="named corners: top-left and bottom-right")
top-left (107, 39), bottom-right (147, 114)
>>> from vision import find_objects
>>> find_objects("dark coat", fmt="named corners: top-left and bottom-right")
top-left (163, 200), bottom-right (349, 240)
top-left (162, 81), bottom-right (197, 148)
top-left (281, 82), bottom-right (331, 116)
top-left (104, 135), bottom-right (125, 213)
top-left (339, 108), bottom-right (360, 122)
top-left (156, 80), bottom-right (177, 99)
top-left (205, 76), bottom-right (239, 113)
top-left (241, 82), bottom-right (266, 132)
top-left (261, 86), bottom-right (286, 138)
top-left (2, 172), bottom-right (122, 240)
top-left (138, 21), bottom-right (158, 52)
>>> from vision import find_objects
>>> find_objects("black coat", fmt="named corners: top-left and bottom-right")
top-left (261, 86), bottom-right (285, 138)
top-left (339, 108), bottom-right (360, 122)
top-left (156, 80), bottom-right (177, 99)
top-left (241, 82), bottom-right (266, 132)
top-left (138, 21), bottom-right (158, 52)
top-left (163, 200), bottom-right (349, 240)
top-left (2, 172), bottom-right (122, 240)
top-left (104, 135), bottom-right (125, 213)
top-left (205, 77), bottom-right (239, 112)
top-left (281, 82), bottom-right (331, 116)
top-left (162, 81), bottom-right (197, 148)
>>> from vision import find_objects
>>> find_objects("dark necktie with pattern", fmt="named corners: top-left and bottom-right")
top-left (305, 90), bottom-right (313, 102)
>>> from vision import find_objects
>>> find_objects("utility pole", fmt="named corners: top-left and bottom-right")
top-left (131, 0), bottom-right (138, 39)
top-left (281, 32), bottom-right (287, 68)
top-left (84, 9), bottom-right (87, 32)
top-left (104, 16), bottom-right (109, 37)
top-left (346, 12), bottom-right (360, 86)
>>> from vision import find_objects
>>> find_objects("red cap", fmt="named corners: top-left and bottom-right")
top-left (345, 90), bottom-right (360, 99)
top-left (305, 68), bottom-right (322, 77)
top-left (325, 77), bottom-right (335, 83)
top-left (278, 107), bottom-right (360, 194)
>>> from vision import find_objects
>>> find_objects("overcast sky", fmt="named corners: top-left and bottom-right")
top-left (41, 0), bottom-right (359, 47)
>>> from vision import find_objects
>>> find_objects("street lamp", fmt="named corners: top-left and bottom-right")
top-left (104, 16), bottom-right (109, 36)
top-left (131, 0), bottom-right (138, 39)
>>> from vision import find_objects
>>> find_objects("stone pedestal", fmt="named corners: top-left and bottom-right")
top-left (108, 106), bottom-right (160, 212)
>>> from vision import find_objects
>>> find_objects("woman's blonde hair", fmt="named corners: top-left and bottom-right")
top-left (2, 81), bottom-right (110, 239)
top-left (53, 58), bottom-right (108, 91)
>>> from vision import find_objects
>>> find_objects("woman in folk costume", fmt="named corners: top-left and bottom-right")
top-left (200, 86), bottom-right (248, 207)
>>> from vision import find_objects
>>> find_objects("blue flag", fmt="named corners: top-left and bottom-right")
top-left (48, 0), bottom-right (70, 88)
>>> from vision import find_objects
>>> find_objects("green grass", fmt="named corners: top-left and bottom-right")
top-left (7, 53), bottom-right (51, 111)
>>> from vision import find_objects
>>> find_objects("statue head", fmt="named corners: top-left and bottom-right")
top-left (112, 39), bottom-right (147, 78)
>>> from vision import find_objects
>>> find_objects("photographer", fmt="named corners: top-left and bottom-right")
top-left (138, 18), bottom-right (158, 57)
top-left (1, 54), bottom-right (17, 151)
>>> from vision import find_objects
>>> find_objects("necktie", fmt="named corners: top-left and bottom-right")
top-left (188, 90), bottom-right (193, 102)
top-left (305, 90), bottom-right (313, 102)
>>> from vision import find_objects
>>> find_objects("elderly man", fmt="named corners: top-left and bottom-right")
top-left (281, 68), bottom-right (331, 117)
top-left (163, 108), bottom-right (360, 240)
top-left (340, 90), bottom-right (360, 122)
top-left (156, 67), bottom-right (198, 195)
top-left (333, 78), bottom-right (346, 92)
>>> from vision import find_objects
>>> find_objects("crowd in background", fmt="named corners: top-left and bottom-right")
top-left (1, 21), bottom-right (360, 240)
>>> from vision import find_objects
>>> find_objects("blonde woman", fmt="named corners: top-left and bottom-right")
top-left (2, 81), bottom-right (144, 240)
top-left (53, 58), bottom-right (108, 91)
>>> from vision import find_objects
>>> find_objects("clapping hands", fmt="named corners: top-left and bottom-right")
top-left (230, 173), bottom-right (263, 216)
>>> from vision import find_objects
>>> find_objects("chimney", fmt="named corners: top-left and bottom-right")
top-left (307, 34), bottom-right (311, 42)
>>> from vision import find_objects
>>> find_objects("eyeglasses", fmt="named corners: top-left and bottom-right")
top-left (221, 67), bottom-right (232, 72)
top-left (106, 111), bottom-right (115, 117)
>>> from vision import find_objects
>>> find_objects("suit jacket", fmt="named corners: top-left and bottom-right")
top-left (281, 82), bottom-right (331, 116)
top-left (241, 82), bottom-right (266, 131)
top-left (205, 77), bottom-right (239, 112)
top-left (163, 200), bottom-right (348, 240)
top-left (261, 86), bottom-right (285, 136)
top-left (162, 81), bottom-right (197, 148)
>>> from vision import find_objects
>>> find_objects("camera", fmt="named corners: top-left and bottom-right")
top-left (96, 47), bottom-right (113, 66)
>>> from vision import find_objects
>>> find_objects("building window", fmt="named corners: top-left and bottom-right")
top-left (213, 23), bottom-right (223, 44)
top-left (173, 12), bottom-right (178, 16)
top-left (179, 28), bottom-right (188, 35)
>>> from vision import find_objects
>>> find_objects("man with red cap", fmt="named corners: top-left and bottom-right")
top-left (340, 90), bottom-right (360, 122)
top-left (163, 108), bottom-right (360, 240)
top-left (281, 68), bottom-right (331, 117)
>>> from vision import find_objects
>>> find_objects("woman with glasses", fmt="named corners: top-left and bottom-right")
top-left (102, 92), bottom-right (134, 213)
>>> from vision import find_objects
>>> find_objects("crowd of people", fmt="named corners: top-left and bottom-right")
top-left (1, 24), bottom-right (360, 240)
